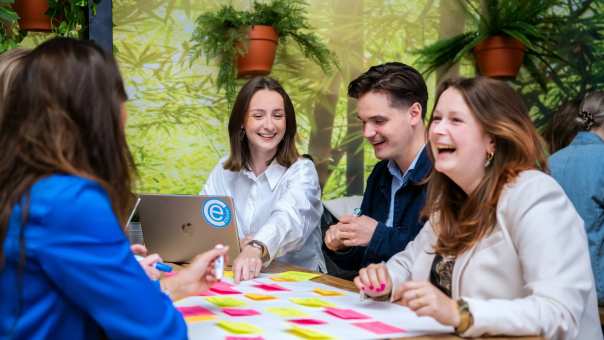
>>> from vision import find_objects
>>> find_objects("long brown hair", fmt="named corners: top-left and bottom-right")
top-left (224, 76), bottom-right (299, 171)
top-left (424, 77), bottom-right (547, 256)
top-left (0, 38), bottom-right (136, 266)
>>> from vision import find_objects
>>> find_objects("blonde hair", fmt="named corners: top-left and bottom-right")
top-left (0, 48), bottom-right (29, 100)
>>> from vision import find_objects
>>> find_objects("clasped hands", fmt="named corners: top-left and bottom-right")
top-left (324, 214), bottom-right (378, 251)
top-left (354, 263), bottom-right (461, 328)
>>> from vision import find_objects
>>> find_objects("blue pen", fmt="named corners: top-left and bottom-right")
top-left (134, 254), bottom-right (173, 273)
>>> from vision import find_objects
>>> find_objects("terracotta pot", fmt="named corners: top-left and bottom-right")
top-left (13, 0), bottom-right (52, 32)
top-left (473, 35), bottom-right (525, 78)
top-left (237, 25), bottom-right (279, 77)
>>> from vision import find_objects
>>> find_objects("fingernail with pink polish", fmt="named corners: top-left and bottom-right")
top-left (369, 285), bottom-right (374, 290)
top-left (380, 283), bottom-right (385, 290)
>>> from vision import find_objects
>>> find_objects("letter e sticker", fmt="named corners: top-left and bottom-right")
top-left (202, 199), bottom-right (232, 228)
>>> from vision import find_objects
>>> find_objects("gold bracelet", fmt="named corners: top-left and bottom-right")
top-left (455, 298), bottom-right (474, 334)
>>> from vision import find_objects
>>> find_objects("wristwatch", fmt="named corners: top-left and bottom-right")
top-left (247, 240), bottom-right (270, 263)
top-left (455, 298), bottom-right (474, 334)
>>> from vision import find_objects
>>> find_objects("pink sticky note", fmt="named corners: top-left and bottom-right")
top-left (352, 321), bottom-right (406, 334)
top-left (222, 308), bottom-right (260, 317)
top-left (324, 307), bottom-right (370, 320)
top-left (287, 318), bottom-right (327, 326)
top-left (252, 283), bottom-right (289, 292)
top-left (210, 282), bottom-right (242, 295)
top-left (177, 306), bottom-right (214, 317)
top-left (225, 336), bottom-right (264, 340)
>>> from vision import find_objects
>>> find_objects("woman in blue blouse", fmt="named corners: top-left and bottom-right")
top-left (0, 38), bottom-right (227, 339)
top-left (550, 90), bottom-right (604, 305)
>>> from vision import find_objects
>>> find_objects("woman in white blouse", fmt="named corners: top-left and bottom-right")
top-left (202, 76), bottom-right (325, 282)
top-left (354, 77), bottom-right (601, 339)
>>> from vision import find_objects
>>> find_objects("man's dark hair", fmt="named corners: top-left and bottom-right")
top-left (348, 62), bottom-right (428, 118)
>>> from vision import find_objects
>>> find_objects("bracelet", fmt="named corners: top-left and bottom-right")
top-left (455, 298), bottom-right (474, 334)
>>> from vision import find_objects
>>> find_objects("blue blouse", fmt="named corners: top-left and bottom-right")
top-left (550, 131), bottom-right (604, 304)
top-left (0, 175), bottom-right (187, 339)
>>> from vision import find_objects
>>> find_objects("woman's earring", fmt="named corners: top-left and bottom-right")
top-left (484, 151), bottom-right (494, 168)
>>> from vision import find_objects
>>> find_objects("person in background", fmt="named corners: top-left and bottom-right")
top-left (323, 62), bottom-right (432, 274)
top-left (0, 38), bottom-right (228, 340)
top-left (355, 77), bottom-right (601, 339)
top-left (542, 99), bottom-right (581, 154)
top-left (202, 76), bottom-right (324, 283)
top-left (550, 90), bottom-right (604, 306)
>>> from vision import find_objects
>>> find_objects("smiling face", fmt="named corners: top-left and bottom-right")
top-left (357, 91), bottom-right (420, 163)
top-left (429, 87), bottom-right (495, 193)
top-left (244, 89), bottom-right (286, 159)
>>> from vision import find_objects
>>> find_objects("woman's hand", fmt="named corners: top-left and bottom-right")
top-left (353, 262), bottom-right (392, 298)
top-left (394, 281), bottom-right (460, 327)
top-left (162, 245), bottom-right (229, 301)
top-left (130, 244), bottom-right (161, 281)
top-left (232, 245), bottom-right (263, 283)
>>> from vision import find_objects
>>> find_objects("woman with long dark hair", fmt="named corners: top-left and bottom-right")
top-left (354, 77), bottom-right (601, 339)
top-left (202, 76), bottom-right (324, 282)
top-left (0, 38), bottom-right (227, 339)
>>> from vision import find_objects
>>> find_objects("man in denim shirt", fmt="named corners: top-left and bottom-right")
top-left (323, 62), bottom-right (432, 273)
top-left (550, 90), bottom-right (604, 305)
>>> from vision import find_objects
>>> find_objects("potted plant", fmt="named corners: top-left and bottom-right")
top-left (415, 0), bottom-right (558, 78)
top-left (190, 0), bottom-right (337, 103)
top-left (12, 0), bottom-right (98, 38)
top-left (1, 1), bottom-right (26, 53)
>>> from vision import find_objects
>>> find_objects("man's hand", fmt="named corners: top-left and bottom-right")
top-left (324, 224), bottom-right (346, 251)
top-left (337, 215), bottom-right (379, 247)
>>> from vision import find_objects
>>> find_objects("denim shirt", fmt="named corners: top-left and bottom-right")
top-left (549, 131), bottom-right (604, 304)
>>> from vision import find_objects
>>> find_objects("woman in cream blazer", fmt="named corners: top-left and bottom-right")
top-left (354, 77), bottom-right (601, 340)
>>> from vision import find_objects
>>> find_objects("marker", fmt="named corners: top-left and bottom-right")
top-left (215, 244), bottom-right (225, 280)
top-left (134, 255), bottom-right (173, 273)
top-left (352, 208), bottom-right (361, 216)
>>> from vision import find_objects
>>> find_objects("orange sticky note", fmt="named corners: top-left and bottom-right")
top-left (185, 315), bottom-right (216, 323)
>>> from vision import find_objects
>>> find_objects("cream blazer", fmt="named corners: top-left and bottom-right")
top-left (386, 170), bottom-right (602, 340)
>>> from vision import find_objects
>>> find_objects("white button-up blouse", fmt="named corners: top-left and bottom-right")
top-left (201, 157), bottom-right (326, 272)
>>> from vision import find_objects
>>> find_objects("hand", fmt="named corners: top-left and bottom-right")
top-left (233, 245), bottom-right (263, 283)
top-left (353, 262), bottom-right (392, 298)
top-left (337, 215), bottom-right (378, 247)
top-left (162, 245), bottom-right (229, 301)
top-left (130, 244), bottom-right (161, 280)
top-left (324, 224), bottom-right (346, 251)
top-left (394, 281), bottom-right (460, 327)
top-left (240, 235), bottom-right (253, 250)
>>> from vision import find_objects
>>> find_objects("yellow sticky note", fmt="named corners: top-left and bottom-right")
top-left (289, 297), bottom-right (335, 308)
top-left (206, 296), bottom-right (246, 307)
top-left (245, 293), bottom-right (277, 301)
top-left (266, 307), bottom-right (309, 318)
top-left (313, 288), bottom-right (344, 296)
top-left (216, 320), bottom-right (262, 334)
top-left (287, 325), bottom-right (333, 339)
top-left (185, 315), bottom-right (215, 323)
top-left (272, 271), bottom-right (321, 282)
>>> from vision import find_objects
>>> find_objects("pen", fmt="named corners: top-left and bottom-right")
top-left (215, 244), bottom-right (224, 280)
top-left (134, 254), bottom-right (173, 273)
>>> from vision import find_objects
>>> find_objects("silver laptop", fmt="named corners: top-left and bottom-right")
top-left (138, 194), bottom-right (240, 264)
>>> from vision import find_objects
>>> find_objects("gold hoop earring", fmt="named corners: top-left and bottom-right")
top-left (484, 151), bottom-right (494, 167)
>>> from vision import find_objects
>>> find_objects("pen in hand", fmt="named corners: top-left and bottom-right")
top-left (134, 254), bottom-right (173, 273)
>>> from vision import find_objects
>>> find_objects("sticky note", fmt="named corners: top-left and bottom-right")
top-left (185, 315), bottom-right (216, 323)
top-left (352, 321), bottom-right (406, 334)
top-left (177, 305), bottom-right (214, 317)
top-left (313, 288), bottom-right (343, 296)
top-left (206, 296), bottom-right (246, 307)
top-left (289, 298), bottom-right (334, 308)
top-left (225, 336), bottom-right (264, 340)
top-left (216, 320), bottom-right (262, 334)
top-left (265, 307), bottom-right (309, 318)
top-left (223, 270), bottom-right (234, 278)
top-left (271, 271), bottom-right (321, 282)
top-left (287, 325), bottom-right (333, 339)
top-left (324, 307), bottom-right (370, 320)
top-left (222, 308), bottom-right (261, 317)
top-left (244, 293), bottom-right (277, 301)
top-left (253, 283), bottom-right (289, 292)
top-left (210, 282), bottom-right (242, 295)
top-left (288, 318), bottom-right (327, 326)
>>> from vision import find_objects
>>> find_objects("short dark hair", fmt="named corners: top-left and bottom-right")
top-left (224, 76), bottom-right (299, 171)
top-left (348, 62), bottom-right (428, 118)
